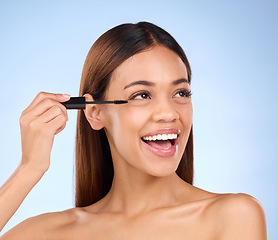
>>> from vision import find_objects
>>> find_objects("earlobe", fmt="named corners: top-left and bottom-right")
top-left (83, 94), bottom-right (104, 130)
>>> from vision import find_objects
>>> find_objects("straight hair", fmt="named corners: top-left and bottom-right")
top-left (75, 22), bottom-right (193, 207)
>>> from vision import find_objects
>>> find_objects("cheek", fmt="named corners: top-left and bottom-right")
top-left (181, 105), bottom-right (193, 124)
top-left (179, 105), bottom-right (193, 138)
top-left (104, 107), bottom-right (148, 145)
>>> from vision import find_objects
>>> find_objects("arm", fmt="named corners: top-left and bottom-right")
top-left (0, 92), bottom-right (70, 233)
top-left (0, 164), bottom-right (43, 233)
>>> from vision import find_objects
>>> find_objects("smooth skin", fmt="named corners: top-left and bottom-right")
top-left (0, 46), bottom-right (267, 239)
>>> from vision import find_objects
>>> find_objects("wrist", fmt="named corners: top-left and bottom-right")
top-left (18, 161), bottom-right (46, 180)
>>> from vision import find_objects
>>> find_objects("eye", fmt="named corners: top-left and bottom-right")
top-left (173, 89), bottom-right (192, 98)
top-left (129, 91), bottom-right (151, 100)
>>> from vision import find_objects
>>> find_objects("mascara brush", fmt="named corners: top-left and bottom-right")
top-left (61, 97), bottom-right (128, 109)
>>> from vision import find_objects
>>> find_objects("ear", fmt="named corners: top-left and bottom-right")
top-left (83, 94), bottom-right (105, 130)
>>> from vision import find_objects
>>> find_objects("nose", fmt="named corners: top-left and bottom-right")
top-left (152, 99), bottom-right (179, 123)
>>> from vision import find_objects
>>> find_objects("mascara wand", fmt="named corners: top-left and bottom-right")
top-left (61, 97), bottom-right (128, 109)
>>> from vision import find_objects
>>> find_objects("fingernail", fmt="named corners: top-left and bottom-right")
top-left (62, 94), bottom-right (71, 99)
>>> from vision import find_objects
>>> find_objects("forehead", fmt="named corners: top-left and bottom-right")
top-left (110, 45), bottom-right (188, 87)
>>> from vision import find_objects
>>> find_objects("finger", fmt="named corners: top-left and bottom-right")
top-left (23, 92), bottom-right (70, 115)
top-left (46, 114), bottom-right (68, 136)
top-left (54, 122), bottom-right (67, 135)
top-left (28, 112), bottom-right (68, 138)
top-left (23, 98), bottom-right (69, 122)
top-left (36, 105), bottom-right (68, 124)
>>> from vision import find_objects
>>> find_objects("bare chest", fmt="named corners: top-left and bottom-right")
top-left (60, 208), bottom-right (215, 240)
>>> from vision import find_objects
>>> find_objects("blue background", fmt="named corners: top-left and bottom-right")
top-left (0, 0), bottom-right (277, 238)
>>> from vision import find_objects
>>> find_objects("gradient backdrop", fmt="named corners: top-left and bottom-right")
top-left (0, 0), bottom-right (277, 238)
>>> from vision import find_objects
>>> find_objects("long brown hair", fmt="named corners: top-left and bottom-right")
top-left (75, 22), bottom-right (193, 207)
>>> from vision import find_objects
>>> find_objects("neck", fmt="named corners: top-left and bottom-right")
top-left (101, 168), bottom-right (190, 216)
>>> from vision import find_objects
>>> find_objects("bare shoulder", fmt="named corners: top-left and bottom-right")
top-left (0, 208), bottom-right (84, 240)
top-left (207, 193), bottom-right (267, 240)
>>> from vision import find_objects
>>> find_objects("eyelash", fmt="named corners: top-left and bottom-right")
top-left (174, 89), bottom-right (192, 98)
top-left (128, 89), bottom-right (192, 100)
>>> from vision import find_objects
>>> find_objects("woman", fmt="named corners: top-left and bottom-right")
top-left (0, 22), bottom-right (267, 239)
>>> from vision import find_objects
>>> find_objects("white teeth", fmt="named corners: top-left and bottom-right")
top-left (142, 133), bottom-right (178, 141)
top-left (162, 134), bottom-right (168, 140)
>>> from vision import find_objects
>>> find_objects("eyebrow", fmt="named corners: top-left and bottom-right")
top-left (123, 78), bottom-right (189, 90)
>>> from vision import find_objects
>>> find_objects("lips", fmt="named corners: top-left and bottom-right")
top-left (141, 129), bottom-right (180, 157)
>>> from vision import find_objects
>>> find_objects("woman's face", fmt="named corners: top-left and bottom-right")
top-left (100, 45), bottom-right (193, 177)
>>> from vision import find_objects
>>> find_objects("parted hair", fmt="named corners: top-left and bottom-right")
top-left (75, 22), bottom-right (193, 207)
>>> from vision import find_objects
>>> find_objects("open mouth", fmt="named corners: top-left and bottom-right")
top-left (141, 133), bottom-right (178, 150)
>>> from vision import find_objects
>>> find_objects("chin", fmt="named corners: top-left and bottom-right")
top-left (145, 162), bottom-right (180, 178)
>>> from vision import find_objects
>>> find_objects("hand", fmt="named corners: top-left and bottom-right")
top-left (19, 92), bottom-right (70, 174)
